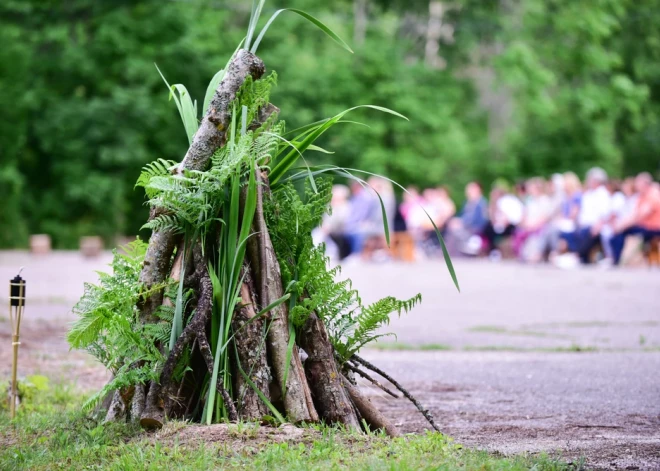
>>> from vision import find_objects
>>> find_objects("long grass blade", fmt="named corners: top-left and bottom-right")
top-left (373, 190), bottom-right (390, 247)
top-left (269, 105), bottom-right (407, 184)
top-left (284, 164), bottom-right (460, 291)
top-left (251, 8), bottom-right (353, 54)
top-left (155, 65), bottom-right (199, 144)
top-left (245, 0), bottom-right (266, 50)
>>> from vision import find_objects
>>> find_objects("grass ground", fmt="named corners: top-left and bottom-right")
top-left (0, 379), bottom-right (580, 471)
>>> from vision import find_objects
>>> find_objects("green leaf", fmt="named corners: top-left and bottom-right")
top-left (245, 0), bottom-right (267, 50)
top-left (251, 9), bottom-right (353, 54)
top-left (270, 105), bottom-right (407, 184)
top-left (307, 144), bottom-right (334, 154)
top-left (155, 65), bottom-right (199, 145)
top-left (374, 190), bottom-right (390, 247)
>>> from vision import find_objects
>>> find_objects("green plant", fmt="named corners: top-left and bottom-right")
top-left (67, 239), bottom-right (172, 410)
top-left (266, 178), bottom-right (421, 361)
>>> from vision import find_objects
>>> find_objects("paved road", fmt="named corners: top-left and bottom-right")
top-left (1, 251), bottom-right (659, 469)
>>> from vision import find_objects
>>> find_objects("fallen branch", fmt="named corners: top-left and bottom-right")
top-left (342, 376), bottom-right (401, 438)
top-left (351, 354), bottom-right (441, 433)
top-left (344, 362), bottom-right (399, 398)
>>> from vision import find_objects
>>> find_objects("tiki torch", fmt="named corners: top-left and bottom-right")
top-left (9, 268), bottom-right (26, 419)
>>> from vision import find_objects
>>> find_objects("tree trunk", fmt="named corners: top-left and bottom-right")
top-left (299, 313), bottom-right (360, 430)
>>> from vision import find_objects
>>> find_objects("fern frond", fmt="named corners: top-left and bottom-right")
top-left (135, 159), bottom-right (178, 197)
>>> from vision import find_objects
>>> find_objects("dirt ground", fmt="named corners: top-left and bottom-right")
top-left (0, 251), bottom-right (658, 470)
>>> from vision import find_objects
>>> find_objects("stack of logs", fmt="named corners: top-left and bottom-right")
top-left (103, 49), bottom-right (437, 437)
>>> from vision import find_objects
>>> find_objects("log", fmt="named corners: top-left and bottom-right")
top-left (138, 49), bottom-right (266, 324)
top-left (250, 169), bottom-right (318, 423)
top-left (232, 271), bottom-right (272, 420)
top-left (342, 377), bottom-right (401, 438)
top-left (299, 313), bottom-right (360, 430)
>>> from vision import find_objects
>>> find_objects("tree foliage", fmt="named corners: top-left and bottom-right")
top-left (2, 0), bottom-right (659, 248)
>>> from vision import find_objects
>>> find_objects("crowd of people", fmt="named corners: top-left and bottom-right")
top-left (315, 169), bottom-right (660, 268)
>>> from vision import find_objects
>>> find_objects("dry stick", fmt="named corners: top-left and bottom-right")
top-left (344, 362), bottom-right (399, 399)
top-left (298, 312), bottom-right (360, 429)
top-left (197, 331), bottom-right (238, 422)
top-left (351, 354), bottom-right (441, 433)
top-left (140, 257), bottom-right (234, 427)
top-left (342, 376), bottom-right (401, 438)
top-left (251, 168), bottom-right (318, 423)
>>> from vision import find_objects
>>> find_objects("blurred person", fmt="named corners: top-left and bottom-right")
top-left (416, 187), bottom-right (456, 256)
top-left (515, 180), bottom-right (528, 203)
top-left (360, 176), bottom-right (397, 261)
top-left (318, 184), bottom-right (352, 260)
top-left (446, 182), bottom-right (488, 256)
top-left (482, 181), bottom-right (523, 256)
top-left (610, 172), bottom-right (660, 265)
top-left (424, 187), bottom-right (456, 233)
top-left (549, 173), bottom-right (566, 212)
top-left (551, 171), bottom-right (583, 259)
top-left (598, 180), bottom-right (627, 264)
top-left (344, 181), bottom-right (378, 256)
top-left (399, 186), bottom-right (422, 223)
top-left (515, 177), bottom-right (554, 263)
top-left (560, 167), bottom-right (611, 264)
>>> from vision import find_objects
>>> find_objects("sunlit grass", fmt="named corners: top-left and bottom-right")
top-left (0, 380), bottom-right (578, 471)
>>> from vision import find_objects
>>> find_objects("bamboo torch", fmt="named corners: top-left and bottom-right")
top-left (9, 268), bottom-right (26, 419)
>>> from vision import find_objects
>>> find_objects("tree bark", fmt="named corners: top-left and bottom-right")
top-left (299, 313), bottom-right (360, 429)
top-left (342, 377), bottom-right (401, 437)
top-left (250, 169), bottom-right (318, 423)
top-left (232, 271), bottom-right (272, 420)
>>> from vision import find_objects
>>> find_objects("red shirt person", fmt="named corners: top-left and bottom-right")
top-left (610, 172), bottom-right (660, 265)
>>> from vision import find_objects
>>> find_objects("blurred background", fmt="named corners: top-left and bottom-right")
top-left (2, 0), bottom-right (660, 249)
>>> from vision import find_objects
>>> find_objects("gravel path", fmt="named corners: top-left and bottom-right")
top-left (1, 251), bottom-right (659, 469)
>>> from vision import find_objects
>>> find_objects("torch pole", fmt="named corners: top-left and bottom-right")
top-left (9, 272), bottom-right (25, 419)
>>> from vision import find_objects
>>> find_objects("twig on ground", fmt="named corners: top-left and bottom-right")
top-left (344, 362), bottom-right (399, 398)
top-left (351, 354), bottom-right (441, 432)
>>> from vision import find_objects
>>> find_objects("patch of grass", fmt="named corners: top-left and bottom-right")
top-left (462, 345), bottom-right (599, 353)
top-left (642, 346), bottom-right (660, 352)
top-left (370, 342), bottom-right (451, 351)
top-left (418, 343), bottom-right (452, 351)
top-left (463, 345), bottom-right (526, 352)
top-left (561, 321), bottom-right (611, 328)
top-left (468, 325), bottom-right (508, 333)
top-left (467, 325), bottom-right (565, 339)
top-left (540, 345), bottom-right (598, 353)
top-left (0, 379), bottom-right (578, 471)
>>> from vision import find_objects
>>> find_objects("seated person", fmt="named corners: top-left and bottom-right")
top-left (569, 167), bottom-right (611, 264)
top-left (446, 182), bottom-right (488, 256)
top-left (610, 172), bottom-right (660, 265)
top-left (515, 177), bottom-right (553, 263)
top-left (482, 182), bottom-right (523, 255)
